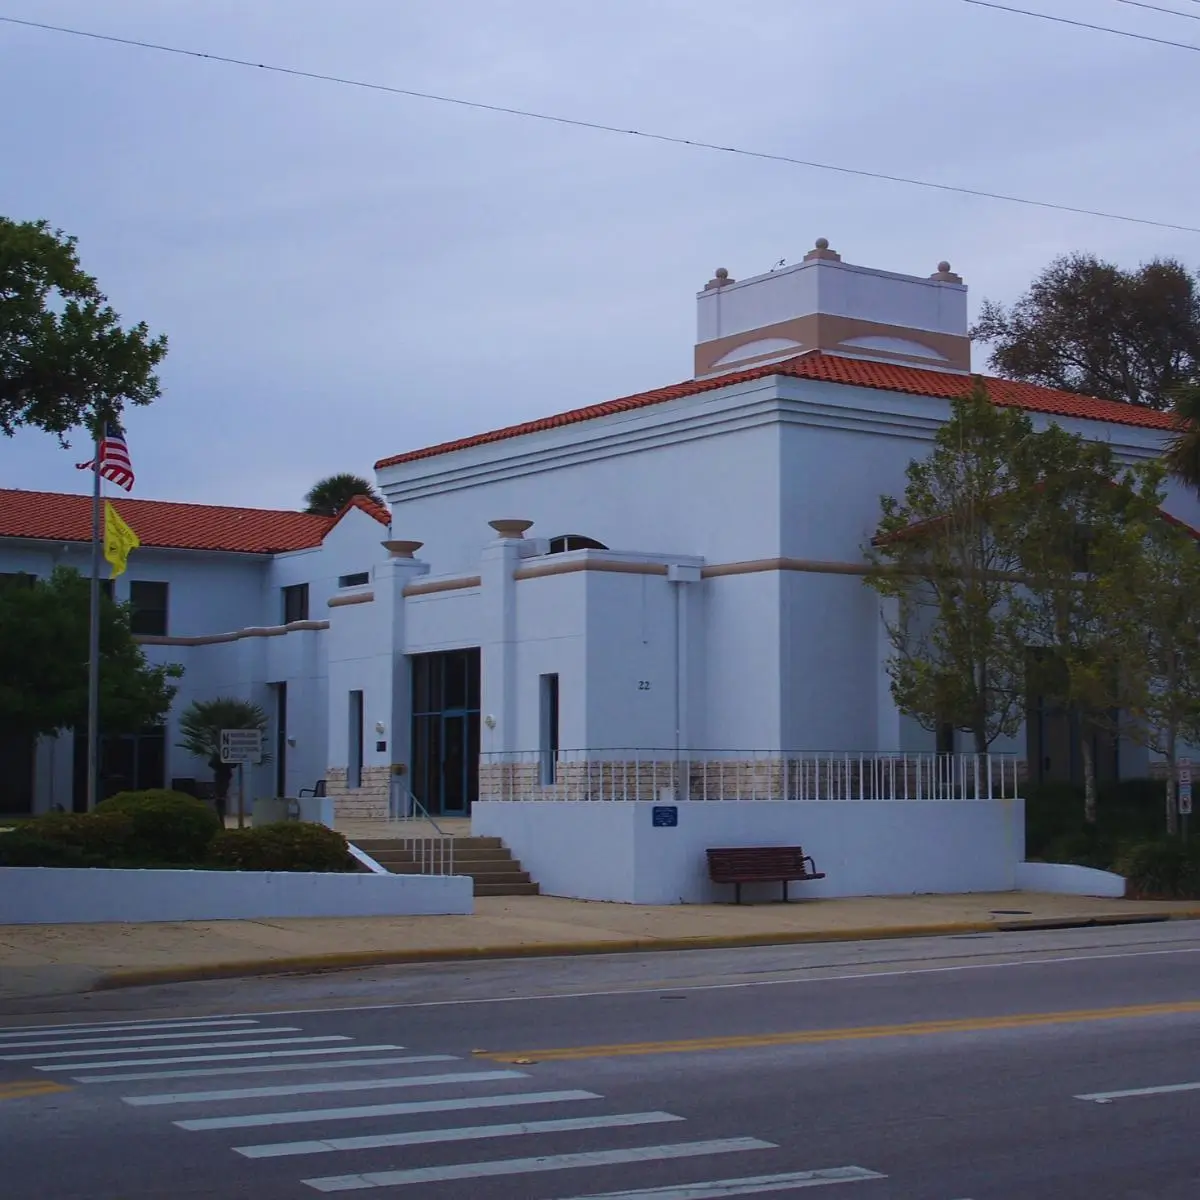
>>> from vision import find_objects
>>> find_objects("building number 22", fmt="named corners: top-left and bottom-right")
top-left (637, 680), bottom-right (651, 690)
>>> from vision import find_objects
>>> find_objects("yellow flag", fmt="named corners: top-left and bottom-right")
top-left (103, 501), bottom-right (140, 578)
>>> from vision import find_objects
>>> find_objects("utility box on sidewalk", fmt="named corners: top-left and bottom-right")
top-left (251, 796), bottom-right (335, 828)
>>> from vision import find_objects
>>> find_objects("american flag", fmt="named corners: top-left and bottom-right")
top-left (76, 422), bottom-right (135, 491)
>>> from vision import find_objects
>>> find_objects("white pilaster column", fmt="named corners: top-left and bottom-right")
top-left (480, 520), bottom-right (532, 756)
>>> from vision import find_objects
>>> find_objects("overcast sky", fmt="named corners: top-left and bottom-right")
top-left (1, 0), bottom-right (1198, 509)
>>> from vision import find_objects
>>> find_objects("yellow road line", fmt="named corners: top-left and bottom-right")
top-left (479, 999), bottom-right (1200, 1062)
top-left (0, 1080), bottom-right (73, 1102)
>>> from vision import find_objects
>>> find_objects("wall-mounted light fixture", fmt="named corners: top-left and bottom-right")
top-left (484, 715), bottom-right (496, 730)
top-left (375, 721), bottom-right (386, 735)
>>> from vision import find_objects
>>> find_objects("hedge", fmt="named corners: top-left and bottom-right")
top-left (207, 822), bottom-right (356, 873)
top-left (1116, 840), bottom-right (1200, 900)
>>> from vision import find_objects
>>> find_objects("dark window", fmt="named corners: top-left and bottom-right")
top-left (348, 690), bottom-right (364, 790)
top-left (935, 723), bottom-right (955, 755)
top-left (73, 725), bottom-right (165, 810)
top-left (548, 534), bottom-right (608, 554)
top-left (272, 682), bottom-right (288, 797)
top-left (0, 731), bottom-right (35, 814)
top-left (0, 571), bottom-right (35, 591)
top-left (338, 571), bottom-right (370, 588)
top-left (129, 580), bottom-right (168, 636)
top-left (282, 583), bottom-right (309, 624)
top-left (99, 578), bottom-right (114, 601)
top-left (540, 673), bottom-right (560, 785)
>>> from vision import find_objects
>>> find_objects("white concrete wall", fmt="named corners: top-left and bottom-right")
top-left (695, 256), bottom-right (968, 344)
top-left (1014, 861), bottom-right (1126, 899)
top-left (0, 866), bottom-right (473, 923)
top-left (473, 798), bottom-right (1025, 903)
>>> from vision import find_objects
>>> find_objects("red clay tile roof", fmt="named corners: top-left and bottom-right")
top-left (335, 494), bottom-right (391, 527)
top-left (0, 490), bottom-right (338, 554)
top-left (374, 351), bottom-right (1179, 469)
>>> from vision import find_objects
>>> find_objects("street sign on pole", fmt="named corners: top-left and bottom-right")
top-left (1179, 758), bottom-right (1193, 817)
top-left (220, 729), bottom-right (263, 765)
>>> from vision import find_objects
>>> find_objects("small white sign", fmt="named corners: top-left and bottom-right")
top-left (220, 729), bottom-right (263, 765)
top-left (1179, 758), bottom-right (1192, 786)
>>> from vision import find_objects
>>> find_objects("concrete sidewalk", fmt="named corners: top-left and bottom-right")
top-left (2, 891), bottom-right (1198, 1001)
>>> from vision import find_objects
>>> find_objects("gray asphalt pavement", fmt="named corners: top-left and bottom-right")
top-left (2, 921), bottom-right (1199, 1198)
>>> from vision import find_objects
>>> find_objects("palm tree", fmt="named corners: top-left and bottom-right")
top-left (1166, 384), bottom-right (1200, 495)
top-left (304, 473), bottom-right (382, 517)
top-left (177, 698), bottom-right (269, 820)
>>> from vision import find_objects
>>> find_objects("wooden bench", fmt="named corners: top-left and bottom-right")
top-left (705, 845), bottom-right (825, 904)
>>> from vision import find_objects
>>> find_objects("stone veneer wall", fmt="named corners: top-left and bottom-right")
top-left (479, 756), bottom-right (1026, 802)
top-left (326, 765), bottom-right (390, 820)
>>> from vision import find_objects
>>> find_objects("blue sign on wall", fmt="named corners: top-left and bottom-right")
top-left (652, 805), bottom-right (678, 827)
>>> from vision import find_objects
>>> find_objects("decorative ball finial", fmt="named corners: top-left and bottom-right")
top-left (938, 260), bottom-right (951, 273)
top-left (715, 267), bottom-right (728, 280)
top-left (815, 237), bottom-right (829, 250)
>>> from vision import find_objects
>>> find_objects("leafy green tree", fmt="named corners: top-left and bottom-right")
top-left (0, 567), bottom-right (181, 744)
top-left (0, 217), bottom-right (167, 439)
top-left (865, 381), bottom-right (1034, 755)
top-left (1106, 484), bottom-right (1200, 836)
top-left (972, 252), bottom-right (1200, 410)
top-left (177, 697), bottom-right (269, 820)
top-left (1013, 429), bottom-right (1150, 823)
top-left (303, 473), bottom-right (382, 516)
top-left (1166, 383), bottom-right (1200, 498)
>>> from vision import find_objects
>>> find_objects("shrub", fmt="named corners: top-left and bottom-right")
top-left (96, 789), bottom-right (222, 864)
top-left (1041, 829), bottom-right (1124, 871)
top-left (0, 811), bottom-right (133, 867)
top-left (1116, 840), bottom-right (1200, 900)
top-left (0, 828), bottom-right (92, 867)
top-left (1023, 781), bottom-right (1086, 858)
top-left (207, 821), bottom-right (355, 872)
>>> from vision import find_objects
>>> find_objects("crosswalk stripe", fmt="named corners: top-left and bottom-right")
top-left (126, 1068), bottom-right (524, 1107)
top-left (0, 1016), bottom-right (260, 1035)
top-left (174, 1075), bottom-right (535, 1128)
top-left (0, 1026), bottom-right (302, 1051)
top-left (0, 1019), bottom-right (260, 1039)
top-left (5, 1035), bottom-right (348, 1062)
top-left (236, 1110), bottom-right (685, 1160)
top-left (547, 1166), bottom-right (888, 1198)
top-left (74, 1054), bottom-right (448, 1085)
top-left (302, 1138), bottom-right (777, 1192)
top-left (40, 1044), bottom-right (406, 1072)
top-left (175, 1088), bottom-right (597, 1132)
top-left (1075, 1080), bottom-right (1200, 1103)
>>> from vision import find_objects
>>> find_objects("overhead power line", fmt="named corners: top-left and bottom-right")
top-left (1113, 0), bottom-right (1200, 21)
top-left (959, 0), bottom-right (1200, 51)
top-left (2, 13), bottom-right (1199, 235)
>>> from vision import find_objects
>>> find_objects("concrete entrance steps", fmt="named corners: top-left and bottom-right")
top-left (354, 835), bottom-right (540, 897)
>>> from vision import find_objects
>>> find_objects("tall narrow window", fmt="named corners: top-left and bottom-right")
top-left (282, 583), bottom-right (309, 624)
top-left (129, 580), bottom-right (169, 636)
top-left (348, 690), bottom-right (364, 790)
top-left (539, 673), bottom-right (560, 785)
top-left (273, 682), bottom-right (288, 797)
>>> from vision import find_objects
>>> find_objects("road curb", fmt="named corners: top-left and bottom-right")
top-left (91, 908), bottom-right (1200, 992)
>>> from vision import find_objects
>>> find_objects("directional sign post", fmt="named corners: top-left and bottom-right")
top-left (220, 730), bottom-right (263, 829)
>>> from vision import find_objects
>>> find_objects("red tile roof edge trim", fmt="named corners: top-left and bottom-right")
top-left (374, 352), bottom-right (1179, 470)
top-left (332, 494), bottom-right (391, 527)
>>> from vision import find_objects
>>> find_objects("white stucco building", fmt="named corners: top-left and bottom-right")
top-left (2, 239), bottom-right (1194, 829)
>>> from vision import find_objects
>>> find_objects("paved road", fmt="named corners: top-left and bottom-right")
top-left (2, 921), bottom-right (1199, 1198)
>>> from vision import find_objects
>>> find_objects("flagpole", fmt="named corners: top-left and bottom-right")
top-left (86, 425), bottom-right (102, 812)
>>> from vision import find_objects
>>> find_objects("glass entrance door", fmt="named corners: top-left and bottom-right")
top-left (410, 649), bottom-right (481, 815)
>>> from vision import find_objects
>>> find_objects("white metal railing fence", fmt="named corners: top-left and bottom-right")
top-left (383, 784), bottom-right (455, 875)
top-left (479, 749), bottom-right (1020, 803)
